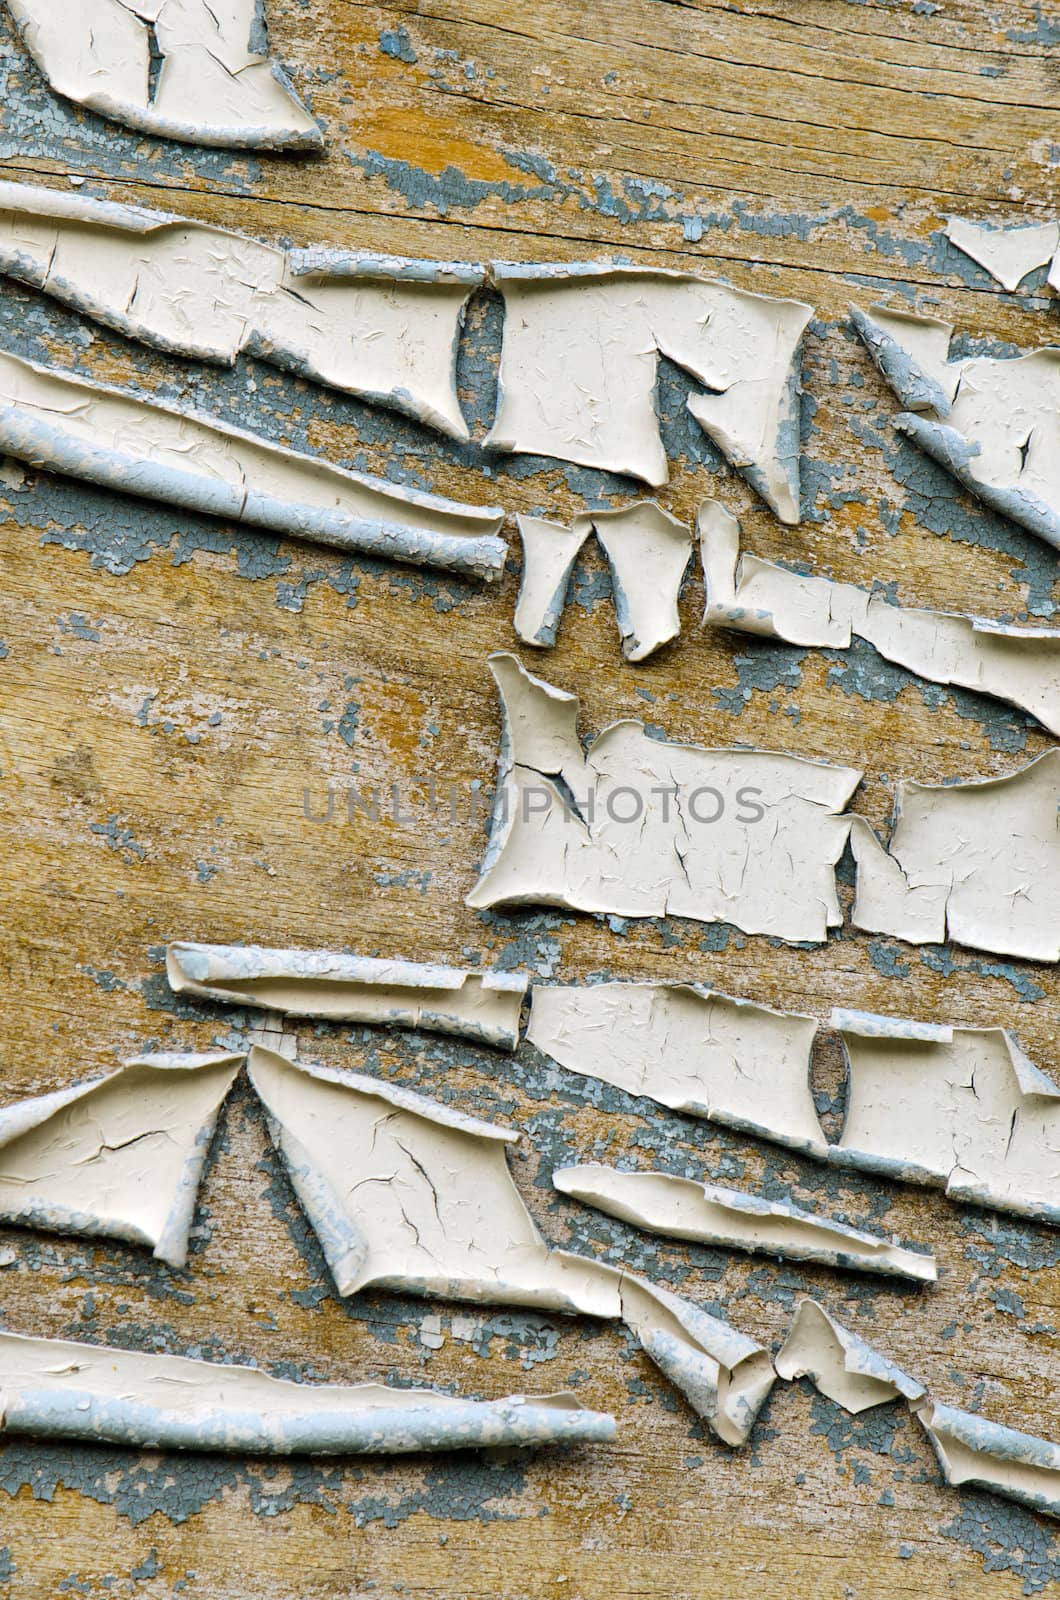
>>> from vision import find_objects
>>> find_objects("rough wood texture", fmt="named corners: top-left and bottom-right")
top-left (0, 1), bottom-right (1057, 1594)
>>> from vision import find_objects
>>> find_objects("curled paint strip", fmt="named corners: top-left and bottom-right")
top-left (0, 1330), bottom-right (614, 1454)
top-left (698, 497), bottom-right (1060, 739)
top-left (553, 1163), bottom-right (937, 1283)
top-left (0, 348), bottom-right (507, 581)
top-left (166, 943), bottom-right (528, 1050)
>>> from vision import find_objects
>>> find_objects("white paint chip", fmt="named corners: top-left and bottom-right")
top-left (0, 1052), bottom-right (242, 1267)
top-left (166, 942), bottom-right (528, 1050)
top-left (514, 502), bottom-right (692, 659)
top-left (775, 1300), bottom-right (925, 1413)
top-left (487, 264), bottom-right (811, 521)
top-left (915, 1400), bottom-right (1060, 1520)
top-left (528, 983), bottom-right (826, 1156)
top-left (774, 1305), bottom-right (1060, 1522)
top-left (0, 1330), bottom-right (615, 1453)
top-left (246, 1045), bottom-right (774, 1444)
top-left (589, 503), bottom-right (693, 660)
top-left (532, 985), bottom-right (1060, 1227)
top-left (4, 0), bottom-right (322, 149)
top-left (699, 498), bottom-right (1060, 737)
top-left (945, 218), bottom-right (1059, 292)
top-left (553, 1164), bottom-right (936, 1282)
top-left (834, 1011), bottom-right (1060, 1223)
top-left (514, 515), bottom-right (591, 648)
top-left (850, 750), bottom-right (1060, 962)
top-left (0, 348), bottom-right (507, 580)
top-left (0, 183), bottom-right (478, 439)
top-left (467, 653), bottom-right (862, 942)
top-left (852, 301), bottom-right (1060, 549)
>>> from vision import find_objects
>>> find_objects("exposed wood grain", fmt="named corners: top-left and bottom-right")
top-left (0, 0), bottom-right (1057, 1595)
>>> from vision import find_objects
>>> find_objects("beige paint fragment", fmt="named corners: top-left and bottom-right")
top-left (849, 750), bottom-right (1060, 962)
top-left (487, 264), bottom-right (811, 521)
top-left (531, 983), bottom-right (1060, 1225)
top-left (852, 302), bottom-right (1060, 549)
top-left (775, 1306), bottom-right (1060, 1521)
top-left (246, 1046), bottom-right (774, 1444)
top-left (699, 498), bottom-right (1060, 736)
top-left (0, 1330), bottom-right (615, 1453)
top-left (775, 1300), bottom-right (925, 1413)
top-left (0, 183), bottom-right (477, 438)
top-left (834, 1010), bottom-right (1060, 1222)
top-left (553, 1163), bottom-right (936, 1282)
top-left (589, 503), bottom-right (693, 660)
top-left (945, 218), bottom-right (1059, 292)
top-left (514, 515), bottom-right (591, 648)
top-left (514, 502), bottom-right (692, 659)
top-left (616, 1276), bottom-right (775, 1448)
top-left (4, 0), bottom-right (322, 149)
top-left (0, 1051), bottom-right (242, 1267)
top-left (166, 942), bottom-right (528, 1050)
top-left (467, 654), bottom-right (862, 942)
top-left (527, 982), bottom-right (826, 1156)
top-left (915, 1400), bottom-right (1060, 1519)
top-left (0, 348), bottom-right (507, 580)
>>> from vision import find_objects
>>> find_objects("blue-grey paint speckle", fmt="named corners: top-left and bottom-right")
top-left (1006, 4), bottom-right (1060, 45)
top-left (89, 816), bottom-right (147, 862)
top-left (379, 25), bottom-right (418, 63)
top-left (941, 1492), bottom-right (1060, 1595)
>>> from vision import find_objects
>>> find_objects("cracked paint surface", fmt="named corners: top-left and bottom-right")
top-left (1, 0), bottom-right (1059, 1591)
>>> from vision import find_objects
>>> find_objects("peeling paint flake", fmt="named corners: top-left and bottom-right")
top-left (834, 1010), bottom-right (1060, 1222)
top-left (167, 942), bottom-right (528, 1049)
top-left (0, 1051), bottom-right (241, 1267)
top-left (528, 982), bottom-right (825, 1155)
top-left (487, 264), bottom-right (811, 521)
top-left (0, 183), bottom-right (479, 439)
top-left (850, 751), bottom-right (1060, 962)
top-left (3, 0), bottom-right (322, 148)
top-left (774, 1306), bottom-right (1060, 1523)
top-left (0, 1330), bottom-right (614, 1453)
top-left (775, 1300), bottom-right (925, 1413)
top-left (467, 654), bottom-right (861, 942)
top-left (531, 984), bottom-right (1060, 1227)
top-left (515, 501), bottom-right (692, 659)
top-left (553, 1163), bottom-right (936, 1282)
top-left (247, 1046), bottom-right (773, 1443)
top-left (514, 514), bottom-right (590, 649)
top-left (0, 349), bottom-right (507, 580)
top-left (699, 498), bottom-right (1060, 737)
top-left (945, 218), bottom-right (1059, 293)
top-left (916, 1400), bottom-right (1060, 1520)
top-left (852, 302), bottom-right (1060, 550)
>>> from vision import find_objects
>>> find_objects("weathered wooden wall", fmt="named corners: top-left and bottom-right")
top-left (0, 0), bottom-right (1057, 1594)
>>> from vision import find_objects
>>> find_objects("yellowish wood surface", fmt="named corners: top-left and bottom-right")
top-left (0, 1), bottom-right (1057, 1594)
